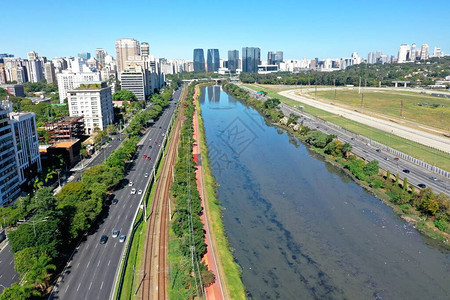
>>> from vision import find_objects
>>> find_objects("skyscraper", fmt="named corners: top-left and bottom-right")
top-left (44, 61), bottom-right (56, 84)
top-left (96, 48), bottom-right (106, 67)
top-left (433, 46), bottom-right (443, 58)
top-left (397, 44), bottom-right (410, 63)
top-left (420, 44), bottom-right (429, 60)
top-left (275, 51), bottom-right (283, 65)
top-left (193, 49), bottom-right (205, 72)
top-left (268, 51), bottom-right (275, 65)
top-left (267, 51), bottom-right (283, 65)
top-left (78, 52), bottom-right (91, 60)
top-left (242, 47), bottom-right (261, 73)
top-left (411, 43), bottom-right (417, 61)
top-left (115, 38), bottom-right (140, 73)
top-left (228, 50), bottom-right (239, 73)
top-left (141, 42), bottom-right (150, 57)
top-left (207, 49), bottom-right (220, 72)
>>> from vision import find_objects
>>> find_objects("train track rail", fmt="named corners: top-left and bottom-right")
top-left (141, 87), bottom-right (187, 300)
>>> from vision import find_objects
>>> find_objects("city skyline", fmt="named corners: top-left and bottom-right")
top-left (2, 0), bottom-right (450, 60)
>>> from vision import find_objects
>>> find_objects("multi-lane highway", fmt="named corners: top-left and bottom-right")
top-left (0, 244), bottom-right (18, 293)
top-left (50, 86), bottom-right (183, 300)
top-left (241, 85), bottom-right (449, 195)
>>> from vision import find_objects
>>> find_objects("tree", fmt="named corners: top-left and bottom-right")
top-left (395, 173), bottom-right (399, 185)
top-left (32, 187), bottom-right (56, 214)
top-left (113, 90), bottom-right (137, 101)
top-left (386, 170), bottom-right (391, 181)
top-left (0, 283), bottom-right (38, 300)
top-left (201, 269), bottom-right (216, 287)
top-left (14, 247), bottom-right (39, 278)
top-left (363, 160), bottom-right (379, 177)
top-left (25, 254), bottom-right (56, 291)
top-left (403, 177), bottom-right (408, 191)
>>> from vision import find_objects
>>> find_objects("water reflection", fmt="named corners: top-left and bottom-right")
top-left (200, 86), bottom-right (450, 300)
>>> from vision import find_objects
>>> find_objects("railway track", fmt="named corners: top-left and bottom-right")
top-left (141, 87), bottom-right (187, 299)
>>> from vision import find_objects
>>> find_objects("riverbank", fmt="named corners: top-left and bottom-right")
top-left (193, 84), bottom-right (246, 299)
top-left (223, 82), bottom-right (450, 251)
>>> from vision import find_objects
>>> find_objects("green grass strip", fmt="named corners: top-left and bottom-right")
top-left (244, 84), bottom-right (450, 171)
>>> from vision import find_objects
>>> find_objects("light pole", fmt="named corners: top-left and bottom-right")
top-left (22, 217), bottom-right (49, 237)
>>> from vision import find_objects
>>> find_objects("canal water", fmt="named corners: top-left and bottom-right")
top-left (199, 86), bottom-right (449, 299)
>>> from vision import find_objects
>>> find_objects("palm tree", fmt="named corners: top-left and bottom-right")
top-left (25, 255), bottom-right (56, 292)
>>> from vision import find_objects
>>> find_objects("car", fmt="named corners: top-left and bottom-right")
top-left (159, 126), bottom-right (161, 129)
top-left (350, 137), bottom-right (355, 140)
top-left (100, 235), bottom-right (108, 244)
top-left (128, 182), bottom-right (133, 187)
top-left (131, 188), bottom-right (136, 194)
top-left (119, 234), bottom-right (126, 243)
top-left (112, 199), bottom-right (119, 205)
top-left (430, 176), bottom-right (438, 181)
top-left (376, 149), bottom-right (381, 153)
top-left (316, 126), bottom-right (320, 129)
top-left (149, 145), bottom-right (152, 149)
top-left (403, 169), bottom-right (410, 174)
top-left (147, 156), bottom-right (151, 160)
top-left (144, 173), bottom-right (149, 178)
top-left (394, 157), bottom-right (400, 161)
top-left (162, 133), bottom-right (165, 136)
top-left (112, 230), bottom-right (120, 238)
top-left (418, 183), bottom-right (427, 188)
top-left (138, 189), bottom-right (143, 195)
top-left (143, 154), bottom-right (147, 158)
top-left (154, 141), bottom-right (157, 145)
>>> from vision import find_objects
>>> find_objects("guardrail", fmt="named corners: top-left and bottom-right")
top-left (285, 105), bottom-right (450, 179)
top-left (114, 86), bottom-right (184, 299)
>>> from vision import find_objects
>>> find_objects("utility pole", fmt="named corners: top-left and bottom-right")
top-left (358, 76), bottom-right (361, 94)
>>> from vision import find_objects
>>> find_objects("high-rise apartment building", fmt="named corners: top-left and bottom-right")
top-left (115, 38), bottom-right (140, 74)
top-left (242, 47), bottom-right (261, 73)
top-left (44, 61), bottom-right (57, 84)
top-left (193, 49), bottom-right (205, 72)
top-left (96, 48), bottom-right (107, 67)
top-left (433, 46), bottom-right (443, 58)
top-left (56, 71), bottom-right (101, 103)
top-left (207, 49), bottom-right (220, 72)
top-left (228, 50), bottom-right (239, 73)
top-left (27, 51), bottom-right (38, 61)
top-left (411, 43), bottom-right (417, 61)
top-left (397, 44), bottom-right (410, 63)
top-left (26, 59), bottom-right (44, 83)
top-left (67, 82), bottom-right (114, 134)
top-left (141, 42), bottom-right (150, 57)
top-left (10, 112), bottom-right (41, 183)
top-left (0, 102), bottom-right (21, 206)
top-left (420, 44), bottom-right (429, 60)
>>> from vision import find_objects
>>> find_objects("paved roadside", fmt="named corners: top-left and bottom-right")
top-left (192, 85), bottom-right (225, 300)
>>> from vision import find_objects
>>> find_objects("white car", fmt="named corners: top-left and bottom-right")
top-left (112, 230), bottom-right (119, 238)
top-left (128, 181), bottom-right (133, 187)
top-left (138, 189), bottom-right (143, 195)
top-left (131, 188), bottom-right (136, 194)
top-left (119, 234), bottom-right (126, 243)
top-left (144, 173), bottom-right (149, 178)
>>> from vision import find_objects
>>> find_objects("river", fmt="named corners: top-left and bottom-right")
top-left (199, 86), bottom-right (449, 299)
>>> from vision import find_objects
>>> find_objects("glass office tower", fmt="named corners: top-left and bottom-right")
top-left (242, 47), bottom-right (261, 73)
top-left (207, 49), bottom-right (220, 72)
top-left (228, 50), bottom-right (239, 73)
top-left (193, 49), bottom-right (205, 72)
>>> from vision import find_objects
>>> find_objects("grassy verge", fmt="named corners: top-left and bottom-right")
top-left (195, 87), bottom-right (246, 299)
top-left (244, 84), bottom-right (450, 171)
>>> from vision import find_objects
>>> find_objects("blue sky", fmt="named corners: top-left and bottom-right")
top-left (2, 0), bottom-right (449, 61)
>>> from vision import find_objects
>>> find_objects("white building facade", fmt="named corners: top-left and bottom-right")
top-left (67, 82), bottom-right (114, 134)
top-left (57, 71), bottom-right (101, 103)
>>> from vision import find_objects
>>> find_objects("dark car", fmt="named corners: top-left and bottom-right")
top-left (418, 183), bottom-right (426, 188)
top-left (403, 169), bottom-right (410, 174)
top-left (376, 149), bottom-right (381, 153)
top-left (112, 199), bottom-right (118, 205)
top-left (159, 126), bottom-right (161, 129)
top-left (100, 235), bottom-right (108, 244)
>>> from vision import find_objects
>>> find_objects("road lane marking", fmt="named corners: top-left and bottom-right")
top-left (0, 275), bottom-right (2, 279)
top-left (89, 281), bottom-right (92, 290)
top-left (108, 259), bottom-right (111, 266)
top-left (12, 274), bottom-right (16, 280)
top-left (114, 242), bottom-right (117, 248)
top-left (77, 283), bottom-right (81, 291)
top-left (100, 281), bottom-right (104, 290)
top-left (97, 260), bottom-right (101, 267)
top-left (95, 243), bottom-right (98, 249)
top-left (86, 244), bottom-right (89, 250)
top-left (65, 284), bottom-right (70, 293)
top-left (87, 261), bottom-right (90, 268)
top-left (9, 260), bottom-right (12, 265)
top-left (77, 263), bottom-right (80, 268)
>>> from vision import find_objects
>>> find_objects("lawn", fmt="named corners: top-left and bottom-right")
top-left (244, 84), bottom-right (450, 171)
top-left (309, 88), bottom-right (449, 131)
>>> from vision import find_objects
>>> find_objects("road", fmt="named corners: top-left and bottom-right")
top-left (241, 85), bottom-right (449, 195)
top-left (279, 89), bottom-right (450, 153)
top-left (0, 244), bottom-right (18, 293)
top-left (49, 87), bottom-right (183, 300)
